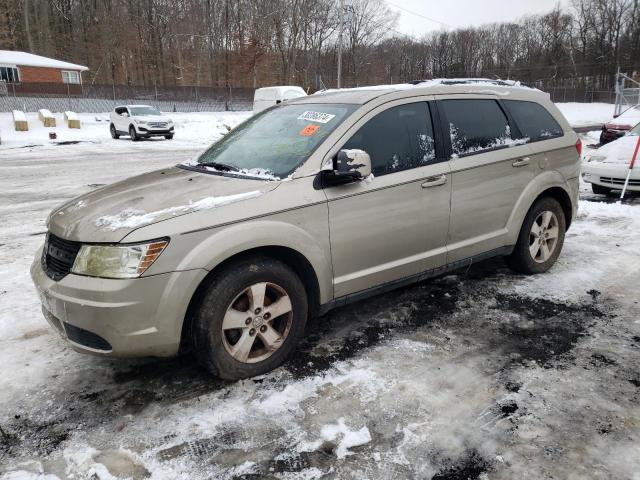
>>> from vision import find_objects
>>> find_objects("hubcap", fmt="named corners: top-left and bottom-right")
top-left (221, 282), bottom-right (293, 364)
top-left (529, 210), bottom-right (559, 263)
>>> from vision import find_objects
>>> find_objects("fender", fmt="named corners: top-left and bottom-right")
top-left (505, 170), bottom-right (572, 246)
top-left (173, 219), bottom-right (333, 304)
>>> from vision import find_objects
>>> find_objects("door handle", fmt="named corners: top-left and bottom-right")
top-left (512, 157), bottom-right (531, 167)
top-left (421, 174), bottom-right (447, 188)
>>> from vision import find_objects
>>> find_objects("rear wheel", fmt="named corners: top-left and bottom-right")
top-left (110, 124), bottom-right (119, 139)
top-left (192, 256), bottom-right (307, 380)
top-left (591, 183), bottom-right (612, 195)
top-left (508, 197), bottom-right (566, 274)
top-left (129, 125), bottom-right (139, 141)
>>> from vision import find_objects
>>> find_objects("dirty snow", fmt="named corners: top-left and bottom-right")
top-left (1, 105), bottom-right (639, 479)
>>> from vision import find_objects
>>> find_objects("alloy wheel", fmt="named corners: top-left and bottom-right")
top-left (529, 210), bottom-right (559, 263)
top-left (221, 282), bottom-right (293, 363)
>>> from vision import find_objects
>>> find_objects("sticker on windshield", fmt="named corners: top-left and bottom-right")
top-left (297, 111), bottom-right (336, 124)
top-left (299, 124), bottom-right (320, 137)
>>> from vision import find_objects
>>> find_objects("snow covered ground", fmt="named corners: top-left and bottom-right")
top-left (1, 105), bottom-right (639, 479)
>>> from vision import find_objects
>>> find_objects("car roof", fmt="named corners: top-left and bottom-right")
top-left (292, 78), bottom-right (546, 105)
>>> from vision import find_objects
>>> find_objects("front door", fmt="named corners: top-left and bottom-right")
top-left (323, 99), bottom-right (451, 298)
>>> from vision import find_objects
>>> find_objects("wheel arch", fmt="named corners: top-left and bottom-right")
top-left (179, 245), bottom-right (323, 353)
top-left (506, 172), bottom-right (575, 246)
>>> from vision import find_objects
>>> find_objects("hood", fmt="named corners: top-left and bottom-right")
top-left (48, 167), bottom-right (279, 243)
top-left (134, 115), bottom-right (172, 123)
top-left (587, 135), bottom-right (640, 166)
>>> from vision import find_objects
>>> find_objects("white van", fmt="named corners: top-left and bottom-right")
top-left (253, 86), bottom-right (307, 113)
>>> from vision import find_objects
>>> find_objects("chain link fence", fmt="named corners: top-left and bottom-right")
top-left (0, 82), bottom-right (254, 113)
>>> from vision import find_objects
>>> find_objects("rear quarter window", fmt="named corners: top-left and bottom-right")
top-left (439, 99), bottom-right (512, 157)
top-left (504, 100), bottom-right (563, 142)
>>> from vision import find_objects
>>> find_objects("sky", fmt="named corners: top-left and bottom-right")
top-left (388, 0), bottom-right (568, 37)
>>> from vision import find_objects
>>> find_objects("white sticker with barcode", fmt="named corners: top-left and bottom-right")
top-left (297, 111), bottom-right (336, 123)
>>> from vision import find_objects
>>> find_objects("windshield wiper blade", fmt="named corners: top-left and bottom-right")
top-left (197, 161), bottom-right (239, 172)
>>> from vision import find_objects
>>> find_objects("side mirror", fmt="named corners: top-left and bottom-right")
top-left (335, 149), bottom-right (372, 181)
top-left (122, 112), bottom-right (129, 117)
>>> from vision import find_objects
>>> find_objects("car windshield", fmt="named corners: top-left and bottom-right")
top-left (130, 106), bottom-right (161, 116)
top-left (630, 122), bottom-right (640, 135)
top-left (195, 103), bottom-right (357, 178)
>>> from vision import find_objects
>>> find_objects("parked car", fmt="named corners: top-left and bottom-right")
top-left (109, 105), bottom-right (174, 141)
top-left (600, 105), bottom-right (640, 144)
top-left (583, 122), bottom-right (640, 195)
top-left (33, 79), bottom-right (580, 379)
top-left (253, 86), bottom-right (306, 113)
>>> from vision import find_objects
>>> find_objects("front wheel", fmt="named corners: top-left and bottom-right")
top-left (110, 124), bottom-right (119, 139)
top-left (165, 134), bottom-right (173, 140)
top-left (507, 197), bottom-right (566, 274)
top-left (192, 256), bottom-right (308, 380)
top-left (129, 126), bottom-right (139, 141)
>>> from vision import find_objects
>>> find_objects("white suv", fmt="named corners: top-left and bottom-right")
top-left (109, 104), bottom-right (174, 141)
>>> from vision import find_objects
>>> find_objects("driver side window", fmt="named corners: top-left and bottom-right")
top-left (342, 102), bottom-right (436, 177)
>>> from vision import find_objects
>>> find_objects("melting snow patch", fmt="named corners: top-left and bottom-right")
top-left (302, 418), bottom-right (372, 459)
top-left (95, 190), bottom-right (263, 230)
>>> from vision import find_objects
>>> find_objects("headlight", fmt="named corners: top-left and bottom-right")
top-left (71, 240), bottom-right (168, 279)
top-left (135, 119), bottom-right (147, 125)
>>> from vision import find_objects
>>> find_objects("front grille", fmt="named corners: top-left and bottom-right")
top-left (43, 233), bottom-right (81, 281)
top-left (64, 322), bottom-right (112, 351)
top-left (149, 122), bottom-right (168, 128)
top-left (600, 176), bottom-right (640, 186)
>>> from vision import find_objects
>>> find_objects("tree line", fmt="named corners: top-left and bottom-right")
top-left (1, 0), bottom-right (638, 91)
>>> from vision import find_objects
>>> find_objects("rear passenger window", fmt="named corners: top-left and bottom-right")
top-left (439, 99), bottom-right (512, 157)
top-left (342, 102), bottom-right (436, 176)
top-left (505, 100), bottom-right (563, 141)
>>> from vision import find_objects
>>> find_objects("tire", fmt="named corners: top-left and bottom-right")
top-left (165, 134), bottom-right (174, 140)
top-left (110, 124), bottom-right (120, 139)
top-left (591, 183), bottom-right (612, 196)
top-left (129, 125), bottom-right (139, 141)
top-left (507, 197), bottom-right (566, 274)
top-left (192, 256), bottom-right (308, 380)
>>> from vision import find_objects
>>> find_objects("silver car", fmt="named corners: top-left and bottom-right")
top-left (31, 79), bottom-right (581, 379)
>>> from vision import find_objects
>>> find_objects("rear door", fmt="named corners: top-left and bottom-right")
top-left (324, 98), bottom-right (451, 298)
top-left (437, 96), bottom-right (537, 263)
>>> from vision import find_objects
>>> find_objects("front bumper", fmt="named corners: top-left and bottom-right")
top-left (582, 163), bottom-right (640, 192)
top-left (31, 247), bottom-right (207, 357)
top-left (136, 126), bottom-right (174, 137)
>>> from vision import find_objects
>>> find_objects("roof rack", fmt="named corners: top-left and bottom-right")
top-left (407, 78), bottom-right (525, 87)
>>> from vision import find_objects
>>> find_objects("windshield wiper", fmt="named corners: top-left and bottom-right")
top-left (197, 161), bottom-right (239, 172)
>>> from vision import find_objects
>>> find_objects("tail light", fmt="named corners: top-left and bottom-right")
top-left (575, 138), bottom-right (582, 157)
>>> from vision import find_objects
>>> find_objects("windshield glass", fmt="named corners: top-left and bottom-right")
top-left (195, 103), bottom-right (356, 178)
top-left (630, 122), bottom-right (640, 135)
top-left (130, 106), bottom-right (161, 116)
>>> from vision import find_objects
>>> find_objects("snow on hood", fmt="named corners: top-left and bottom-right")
top-left (48, 167), bottom-right (279, 242)
top-left (586, 134), bottom-right (640, 166)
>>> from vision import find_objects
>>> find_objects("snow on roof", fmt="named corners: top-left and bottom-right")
top-left (0, 50), bottom-right (88, 71)
top-left (314, 78), bottom-right (539, 96)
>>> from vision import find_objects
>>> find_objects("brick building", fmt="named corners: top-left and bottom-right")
top-left (0, 50), bottom-right (88, 95)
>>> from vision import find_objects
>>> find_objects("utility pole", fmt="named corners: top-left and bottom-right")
top-left (337, 0), bottom-right (344, 89)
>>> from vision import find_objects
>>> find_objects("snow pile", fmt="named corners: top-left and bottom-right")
top-left (95, 190), bottom-right (264, 230)
top-left (12, 110), bottom-right (26, 122)
top-left (64, 111), bottom-right (78, 121)
top-left (555, 103), bottom-right (613, 127)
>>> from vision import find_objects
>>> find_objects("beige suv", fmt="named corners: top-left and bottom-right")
top-left (31, 80), bottom-right (581, 379)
